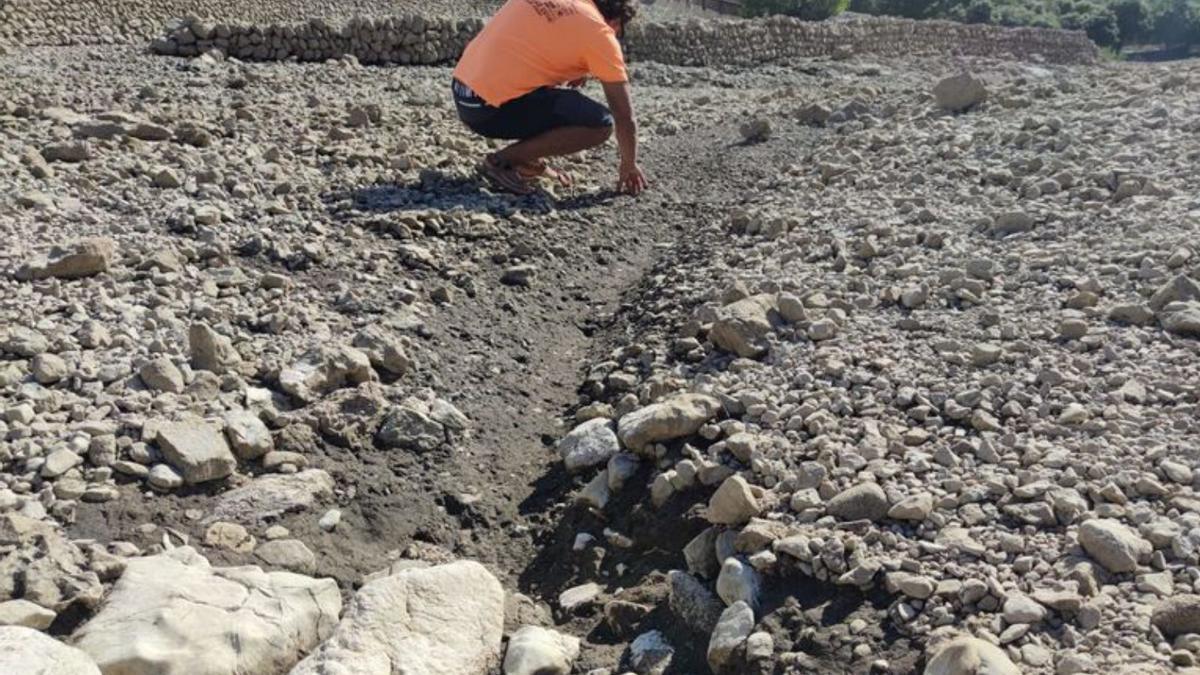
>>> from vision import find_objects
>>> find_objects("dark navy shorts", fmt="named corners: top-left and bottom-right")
top-left (452, 79), bottom-right (614, 141)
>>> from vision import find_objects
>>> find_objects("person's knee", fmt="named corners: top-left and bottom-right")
top-left (592, 122), bottom-right (614, 145)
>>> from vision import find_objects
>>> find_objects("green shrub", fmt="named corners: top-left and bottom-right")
top-left (965, 0), bottom-right (996, 23)
top-left (1150, 0), bottom-right (1199, 47)
top-left (1111, 0), bottom-right (1150, 45)
top-left (743, 0), bottom-right (850, 19)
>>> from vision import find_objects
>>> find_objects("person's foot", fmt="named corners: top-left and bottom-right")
top-left (517, 160), bottom-right (573, 188)
top-left (478, 155), bottom-right (532, 195)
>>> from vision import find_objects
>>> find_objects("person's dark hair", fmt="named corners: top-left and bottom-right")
top-left (593, 0), bottom-right (638, 25)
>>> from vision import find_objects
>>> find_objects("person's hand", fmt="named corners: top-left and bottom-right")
top-left (566, 77), bottom-right (588, 89)
top-left (618, 160), bottom-right (648, 196)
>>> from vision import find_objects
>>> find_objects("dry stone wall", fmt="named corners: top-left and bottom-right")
top-left (0, 0), bottom-right (495, 46)
top-left (626, 15), bottom-right (1100, 66)
top-left (144, 13), bottom-right (1098, 67)
top-left (0, 0), bottom-right (1098, 66)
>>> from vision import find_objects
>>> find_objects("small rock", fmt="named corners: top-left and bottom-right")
top-left (0, 599), bottom-right (57, 630)
top-left (17, 237), bottom-right (115, 281)
top-left (1002, 594), bottom-right (1047, 624)
top-left (707, 475), bottom-right (762, 526)
top-left (559, 582), bottom-right (601, 612)
top-left (1078, 518), bottom-right (1151, 573)
top-left (716, 557), bottom-right (760, 608)
top-left (318, 509), bottom-right (341, 532)
top-left (629, 630), bottom-right (674, 675)
top-left (617, 394), bottom-right (722, 453)
top-left (827, 482), bottom-right (888, 522)
top-left (255, 539), bottom-right (317, 575)
top-left (739, 118), bottom-right (771, 143)
top-left (707, 601), bottom-right (754, 672)
top-left (203, 522), bottom-right (255, 553)
top-left (888, 493), bottom-right (933, 521)
top-left (503, 625), bottom-right (581, 675)
top-left (223, 410), bottom-right (273, 460)
top-left (139, 357), bottom-right (185, 394)
top-left (934, 73), bottom-right (989, 112)
top-left (1152, 595), bottom-right (1200, 638)
top-left (559, 418), bottom-right (620, 472)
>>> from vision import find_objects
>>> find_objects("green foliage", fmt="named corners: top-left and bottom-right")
top-left (839, 0), bottom-right (1198, 51)
top-left (1112, 0), bottom-right (1150, 45)
top-left (1151, 0), bottom-right (1200, 48)
top-left (742, 0), bottom-right (850, 19)
top-left (964, 0), bottom-right (995, 23)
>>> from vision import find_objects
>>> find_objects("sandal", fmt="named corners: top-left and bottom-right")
top-left (518, 160), bottom-right (574, 188)
top-left (478, 155), bottom-right (533, 195)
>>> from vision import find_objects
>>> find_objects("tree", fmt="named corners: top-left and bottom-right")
top-left (1084, 9), bottom-right (1121, 44)
top-left (965, 0), bottom-right (995, 23)
top-left (1151, 0), bottom-right (1199, 49)
top-left (1111, 0), bottom-right (1150, 46)
top-left (743, 0), bottom-right (850, 19)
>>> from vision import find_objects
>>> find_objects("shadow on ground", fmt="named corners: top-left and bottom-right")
top-left (323, 169), bottom-right (621, 218)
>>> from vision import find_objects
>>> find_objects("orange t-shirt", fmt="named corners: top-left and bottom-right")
top-left (453, 0), bottom-right (628, 107)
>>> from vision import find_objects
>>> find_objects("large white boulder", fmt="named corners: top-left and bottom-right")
top-left (73, 547), bottom-right (340, 675)
top-left (291, 560), bottom-right (505, 675)
top-left (0, 626), bottom-right (100, 674)
top-left (925, 636), bottom-right (1020, 675)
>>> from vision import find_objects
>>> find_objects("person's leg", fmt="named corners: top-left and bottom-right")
top-left (488, 89), bottom-right (615, 173)
top-left (494, 126), bottom-right (612, 167)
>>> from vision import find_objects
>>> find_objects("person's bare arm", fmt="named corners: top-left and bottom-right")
top-left (602, 81), bottom-right (647, 195)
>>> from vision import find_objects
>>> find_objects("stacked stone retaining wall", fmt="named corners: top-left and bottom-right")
top-left (0, 0), bottom-right (492, 46)
top-left (146, 14), bottom-right (1099, 67)
top-left (0, 0), bottom-right (1099, 66)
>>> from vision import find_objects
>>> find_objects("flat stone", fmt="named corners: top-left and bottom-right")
top-left (255, 539), bottom-right (316, 575)
top-left (292, 561), bottom-right (504, 675)
top-left (17, 237), bottom-right (115, 280)
top-left (559, 582), bottom-right (601, 612)
top-left (208, 470), bottom-right (334, 524)
top-left (155, 420), bottom-right (237, 484)
top-left (74, 547), bottom-right (339, 675)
